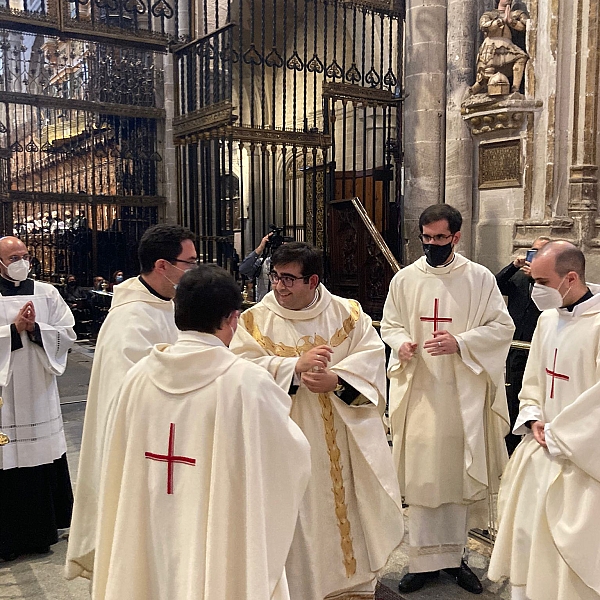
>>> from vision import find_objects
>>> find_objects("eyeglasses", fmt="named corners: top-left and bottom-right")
top-left (172, 258), bottom-right (200, 266)
top-left (268, 272), bottom-right (310, 288)
top-left (418, 233), bottom-right (454, 244)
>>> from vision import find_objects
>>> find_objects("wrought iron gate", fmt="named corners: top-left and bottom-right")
top-left (174, 0), bottom-right (405, 289)
top-left (0, 0), bottom-right (187, 283)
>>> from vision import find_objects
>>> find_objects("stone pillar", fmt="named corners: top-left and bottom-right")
top-left (445, 0), bottom-right (478, 257)
top-left (568, 0), bottom-right (600, 245)
top-left (403, 0), bottom-right (448, 263)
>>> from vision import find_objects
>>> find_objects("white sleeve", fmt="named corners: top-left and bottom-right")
top-left (513, 404), bottom-right (543, 435)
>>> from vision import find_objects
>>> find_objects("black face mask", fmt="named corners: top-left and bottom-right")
top-left (423, 241), bottom-right (453, 267)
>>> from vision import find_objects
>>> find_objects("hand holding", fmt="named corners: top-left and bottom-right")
top-left (513, 257), bottom-right (526, 268)
top-left (531, 421), bottom-right (547, 448)
top-left (256, 233), bottom-right (272, 255)
top-left (423, 330), bottom-right (459, 356)
top-left (521, 261), bottom-right (532, 277)
top-left (398, 342), bottom-right (418, 362)
top-left (295, 345), bottom-right (333, 374)
top-left (301, 369), bottom-right (339, 393)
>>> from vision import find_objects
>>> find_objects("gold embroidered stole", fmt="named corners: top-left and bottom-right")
top-left (242, 301), bottom-right (360, 577)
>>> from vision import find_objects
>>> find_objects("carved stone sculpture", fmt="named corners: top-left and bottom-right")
top-left (469, 0), bottom-right (529, 96)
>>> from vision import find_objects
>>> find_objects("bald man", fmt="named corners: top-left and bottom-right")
top-left (496, 236), bottom-right (551, 454)
top-left (0, 236), bottom-right (76, 561)
top-left (488, 241), bottom-right (600, 600)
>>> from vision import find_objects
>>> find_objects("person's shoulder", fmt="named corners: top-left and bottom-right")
top-left (329, 292), bottom-right (362, 310)
top-left (231, 356), bottom-right (286, 394)
top-left (391, 260), bottom-right (420, 281)
top-left (462, 257), bottom-right (495, 280)
top-left (33, 280), bottom-right (61, 297)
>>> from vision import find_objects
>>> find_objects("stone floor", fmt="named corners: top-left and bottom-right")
top-left (0, 340), bottom-right (511, 599)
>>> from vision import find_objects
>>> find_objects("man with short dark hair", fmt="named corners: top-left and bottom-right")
top-left (66, 224), bottom-right (197, 581)
top-left (381, 204), bottom-right (515, 594)
top-left (231, 241), bottom-right (404, 600)
top-left (91, 266), bottom-right (311, 600)
top-left (488, 241), bottom-right (600, 600)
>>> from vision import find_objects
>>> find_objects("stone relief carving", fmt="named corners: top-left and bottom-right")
top-left (469, 0), bottom-right (529, 97)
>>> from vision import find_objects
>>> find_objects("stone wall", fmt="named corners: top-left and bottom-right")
top-left (405, 0), bottom-right (600, 282)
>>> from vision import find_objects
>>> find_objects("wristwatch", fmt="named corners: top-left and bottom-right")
top-left (334, 381), bottom-right (345, 397)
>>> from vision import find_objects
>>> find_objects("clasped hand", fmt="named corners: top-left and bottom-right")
top-left (295, 344), bottom-right (339, 393)
top-left (14, 301), bottom-right (36, 334)
top-left (400, 330), bottom-right (459, 360)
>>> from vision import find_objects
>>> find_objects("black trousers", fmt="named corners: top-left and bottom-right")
top-left (505, 348), bottom-right (529, 456)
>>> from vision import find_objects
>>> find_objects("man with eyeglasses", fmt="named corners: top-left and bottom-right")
top-left (381, 204), bottom-right (514, 594)
top-left (231, 241), bottom-right (404, 600)
top-left (0, 236), bottom-right (77, 562)
top-left (67, 224), bottom-right (197, 582)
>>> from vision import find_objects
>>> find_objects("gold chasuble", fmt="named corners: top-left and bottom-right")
top-left (231, 286), bottom-right (404, 600)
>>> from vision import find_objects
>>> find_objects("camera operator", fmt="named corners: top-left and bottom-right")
top-left (239, 227), bottom-right (290, 301)
top-left (495, 236), bottom-right (550, 455)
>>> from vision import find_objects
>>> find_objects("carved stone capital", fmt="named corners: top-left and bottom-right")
top-left (461, 94), bottom-right (542, 136)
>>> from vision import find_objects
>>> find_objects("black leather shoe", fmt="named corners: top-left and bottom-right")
top-left (398, 570), bottom-right (439, 593)
top-left (0, 551), bottom-right (19, 562)
top-left (444, 560), bottom-right (483, 594)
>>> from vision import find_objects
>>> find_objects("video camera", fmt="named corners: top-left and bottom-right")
top-left (265, 224), bottom-right (285, 254)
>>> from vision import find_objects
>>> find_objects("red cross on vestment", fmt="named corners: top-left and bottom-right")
top-left (545, 348), bottom-right (570, 399)
top-left (145, 423), bottom-right (196, 495)
top-left (420, 298), bottom-right (452, 331)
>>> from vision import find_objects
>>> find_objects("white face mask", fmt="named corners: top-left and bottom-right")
top-left (1, 259), bottom-right (30, 282)
top-left (531, 276), bottom-right (571, 311)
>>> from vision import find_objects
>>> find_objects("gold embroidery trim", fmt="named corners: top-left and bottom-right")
top-left (242, 300), bottom-right (361, 577)
top-left (242, 299), bottom-right (360, 357)
top-left (319, 392), bottom-right (357, 578)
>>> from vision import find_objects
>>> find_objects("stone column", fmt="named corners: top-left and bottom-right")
top-left (568, 0), bottom-right (600, 245)
top-left (445, 0), bottom-right (478, 257)
top-left (403, 0), bottom-right (448, 263)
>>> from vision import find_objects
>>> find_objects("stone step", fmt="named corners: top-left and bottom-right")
top-left (376, 572), bottom-right (502, 600)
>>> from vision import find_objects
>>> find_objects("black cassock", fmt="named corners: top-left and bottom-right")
top-left (0, 277), bottom-right (73, 561)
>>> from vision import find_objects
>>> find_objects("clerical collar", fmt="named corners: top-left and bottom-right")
top-left (0, 276), bottom-right (34, 295)
top-left (562, 288), bottom-right (593, 312)
top-left (302, 286), bottom-right (320, 310)
top-left (1, 274), bottom-right (21, 287)
top-left (138, 275), bottom-right (172, 301)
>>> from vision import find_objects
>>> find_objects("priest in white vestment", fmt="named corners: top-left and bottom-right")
top-left (488, 241), bottom-right (600, 600)
top-left (66, 224), bottom-right (196, 580)
top-left (0, 236), bottom-right (76, 561)
top-left (231, 241), bottom-right (404, 600)
top-left (92, 265), bottom-right (311, 600)
top-left (381, 205), bottom-right (514, 594)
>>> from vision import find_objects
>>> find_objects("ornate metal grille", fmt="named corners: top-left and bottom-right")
top-left (0, 0), bottom-right (188, 45)
top-left (0, 29), bottom-right (165, 283)
top-left (175, 0), bottom-right (404, 303)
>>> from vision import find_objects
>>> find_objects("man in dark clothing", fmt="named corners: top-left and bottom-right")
top-left (63, 275), bottom-right (92, 337)
top-left (496, 236), bottom-right (550, 454)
